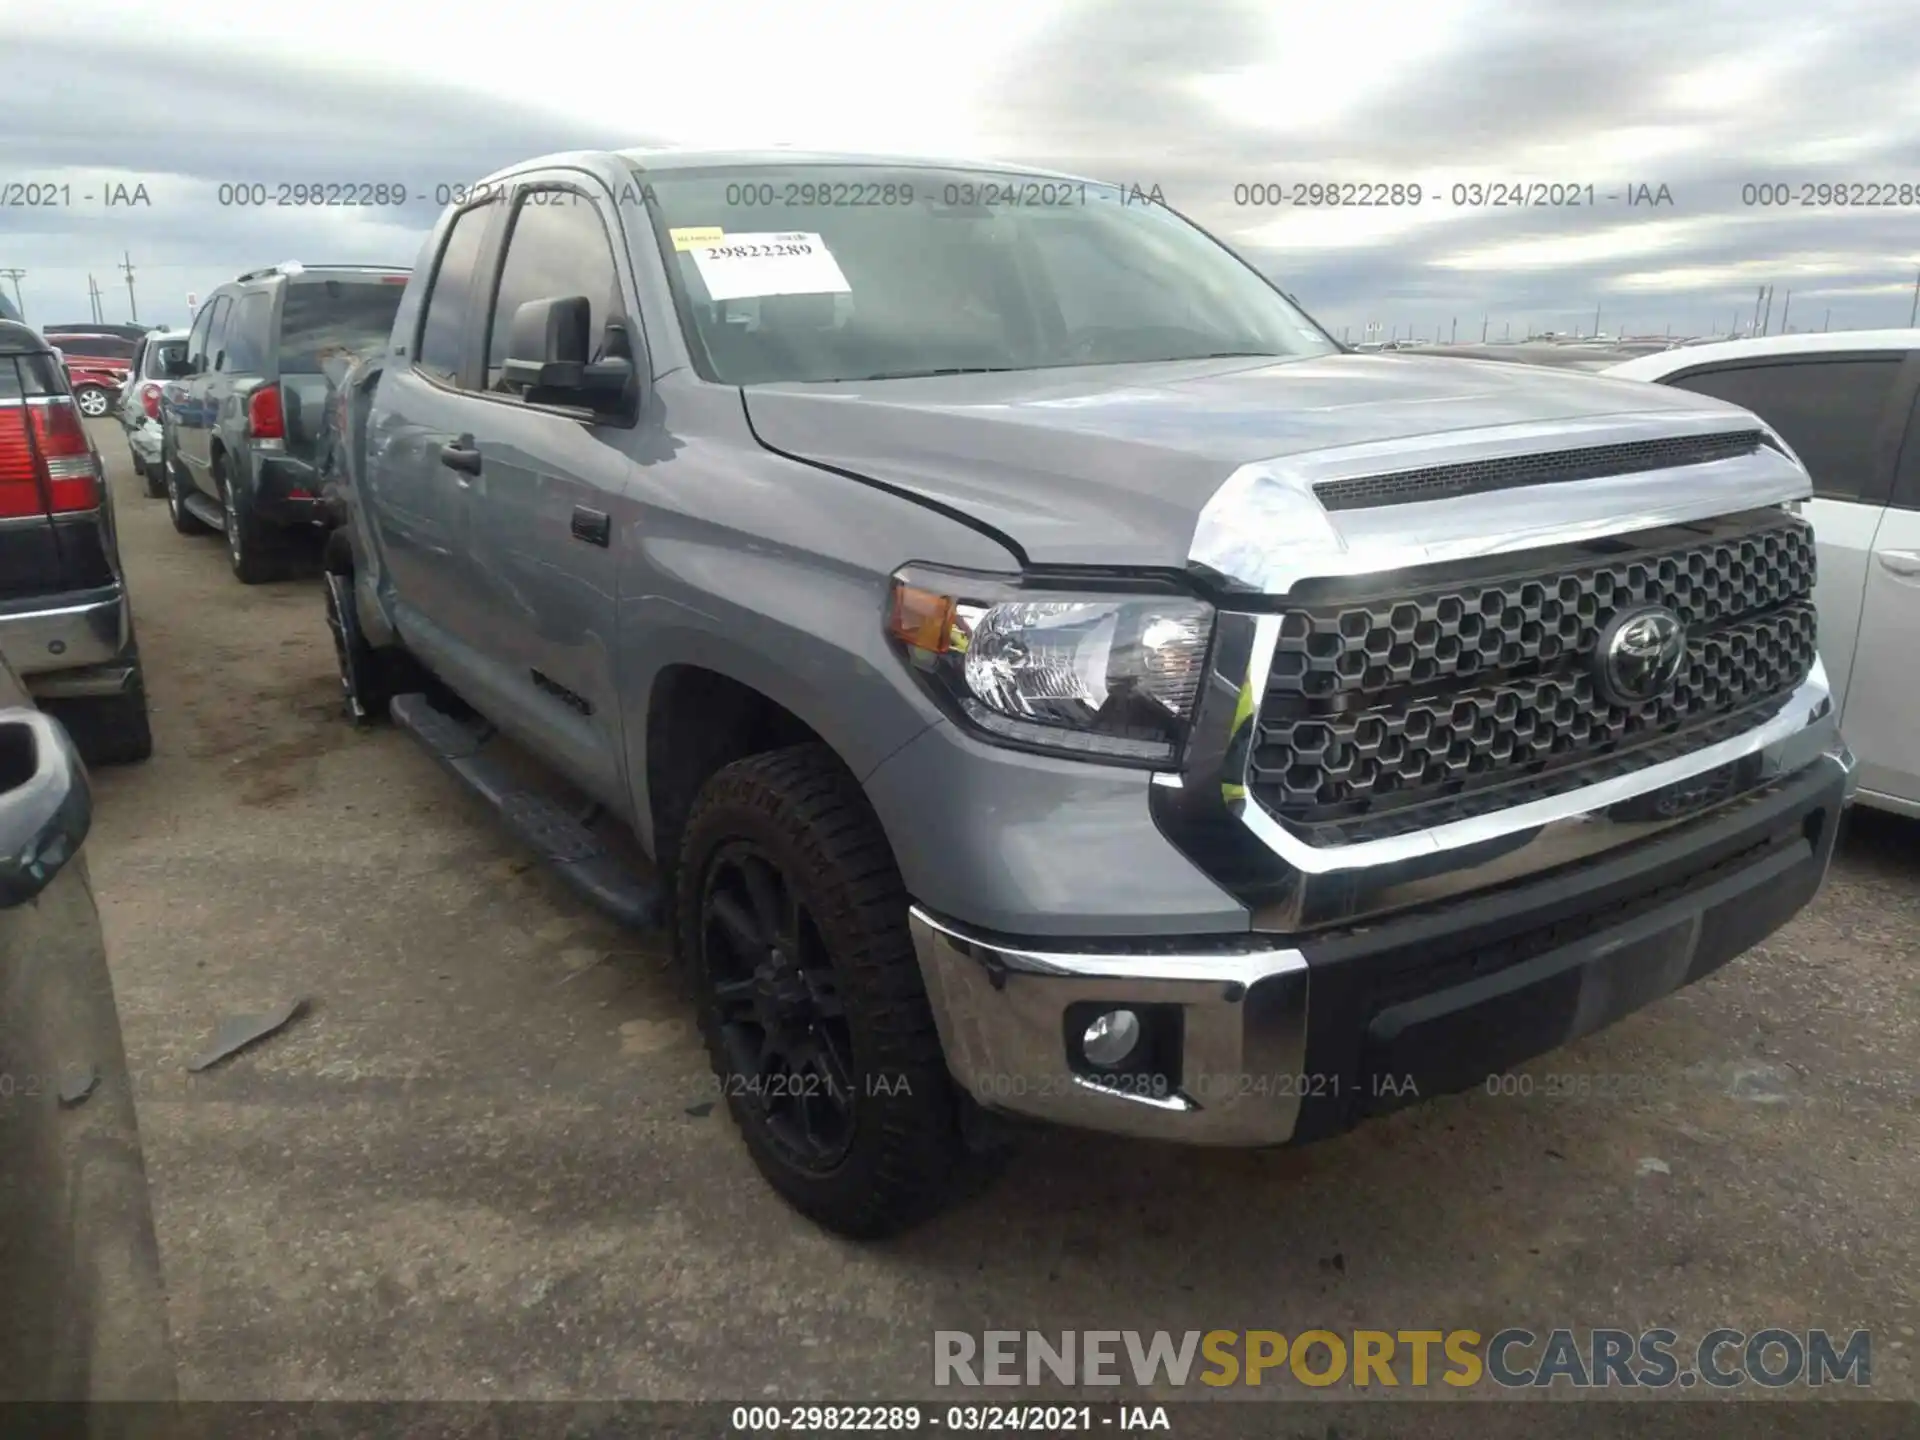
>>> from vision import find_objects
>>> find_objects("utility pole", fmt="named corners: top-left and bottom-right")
top-left (1779, 290), bottom-right (1791, 332)
top-left (1823, 308), bottom-right (1830, 332)
top-left (1342, 325), bottom-right (1350, 344)
top-left (1593, 300), bottom-right (1602, 338)
top-left (1752, 286), bottom-right (1765, 335)
top-left (1760, 285), bottom-right (1774, 336)
top-left (0, 268), bottom-right (23, 319)
top-left (1504, 320), bottom-right (1511, 341)
top-left (87, 274), bottom-right (102, 324)
top-left (1450, 316), bottom-right (1457, 344)
top-left (1909, 268), bottom-right (1919, 327)
top-left (119, 251), bottom-right (138, 322)
top-left (1481, 315), bottom-right (1488, 342)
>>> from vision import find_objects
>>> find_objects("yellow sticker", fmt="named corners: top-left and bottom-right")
top-left (670, 226), bottom-right (724, 251)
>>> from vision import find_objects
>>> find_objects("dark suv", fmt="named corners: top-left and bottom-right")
top-left (164, 263), bottom-right (408, 583)
top-left (0, 319), bottom-right (152, 764)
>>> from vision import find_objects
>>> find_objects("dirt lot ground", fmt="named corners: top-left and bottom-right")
top-left (79, 425), bottom-right (1919, 1406)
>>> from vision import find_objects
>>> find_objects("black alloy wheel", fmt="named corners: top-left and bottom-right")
top-left (699, 840), bottom-right (858, 1170)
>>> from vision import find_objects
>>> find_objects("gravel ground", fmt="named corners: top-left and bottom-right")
top-left (79, 423), bottom-right (1919, 1410)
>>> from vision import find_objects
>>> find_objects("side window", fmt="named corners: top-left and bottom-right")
top-left (225, 293), bottom-right (273, 372)
top-left (415, 202), bottom-right (496, 385)
top-left (1668, 357), bottom-right (1902, 503)
top-left (206, 296), bottom-right (234, 371)
top-left (186, 301), bottom-right (216, 373)
top-left (1893, 380), bottom-right (1920, 512)
top-left (484, 190), bottom-right (623, 391)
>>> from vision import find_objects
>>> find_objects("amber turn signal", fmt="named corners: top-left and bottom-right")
top-left (886, 581), bottom-right (957, 654)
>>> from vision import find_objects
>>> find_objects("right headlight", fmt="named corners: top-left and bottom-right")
top-left (885, 565), bottom-right (1215, 766)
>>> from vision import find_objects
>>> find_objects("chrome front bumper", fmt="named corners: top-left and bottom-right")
top-left (0, 586), bottom-right (131, 678)
top-left (910, 739), bottom-right (1855, 1147)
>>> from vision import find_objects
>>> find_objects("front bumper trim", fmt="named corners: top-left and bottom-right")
top-left (911, 743), bottom-right (1850, 1149)
top-left (909, 906), bottom-right (1313, 1145)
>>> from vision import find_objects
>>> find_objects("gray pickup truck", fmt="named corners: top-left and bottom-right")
top-left (325, 147), bottom-right (1856, 1236)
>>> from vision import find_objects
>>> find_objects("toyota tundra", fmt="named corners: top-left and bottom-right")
top-left (322, 149), bottom-right (1856, 1236)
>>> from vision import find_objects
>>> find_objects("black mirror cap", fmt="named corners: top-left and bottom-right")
top-left (504, 294), bottom-right (590, 375)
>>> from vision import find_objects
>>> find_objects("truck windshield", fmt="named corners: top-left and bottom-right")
top-left (637, 165), bottom-right (1336, 385)
top-left (279, 278), bottom-right (407, 375)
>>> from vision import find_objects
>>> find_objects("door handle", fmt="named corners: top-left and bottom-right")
top-left (439, 435), bottom-right (483, 476)
top-left (0, 709), bottom-right (92, 910)
top-left (1877, 549), bottom-right (1920, 579)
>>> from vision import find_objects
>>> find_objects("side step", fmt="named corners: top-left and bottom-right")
top-left (183, 492), bottom-right (225, 530)
top-left (389, 692), bottom-right (664, 930)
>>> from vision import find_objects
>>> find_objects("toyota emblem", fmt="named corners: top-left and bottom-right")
top-left (1594, 604), bottom-right (1687, 706)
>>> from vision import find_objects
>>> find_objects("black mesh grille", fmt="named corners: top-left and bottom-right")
top-left (1248, 511), bottom-right (1817, 843)
top-left (1312, 430), bottom-right (1764, 511)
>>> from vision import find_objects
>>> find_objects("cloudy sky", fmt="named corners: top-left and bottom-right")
top-left (7, 0), bottom-right (1920, 339)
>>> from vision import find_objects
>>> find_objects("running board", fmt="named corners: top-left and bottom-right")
top-left (182, 492), bottom-right (224, 530)
top-left (389, 691), bottom-right (663, 930)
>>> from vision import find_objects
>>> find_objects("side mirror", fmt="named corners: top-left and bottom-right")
top-left (501, 296), bottom-right (635, 415)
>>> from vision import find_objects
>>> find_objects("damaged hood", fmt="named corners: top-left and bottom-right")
top-left (743, 353), bottom-right (1805, 584)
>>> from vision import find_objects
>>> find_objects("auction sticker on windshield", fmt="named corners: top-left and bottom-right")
top-left (686, 231), bottom-right (851, 301)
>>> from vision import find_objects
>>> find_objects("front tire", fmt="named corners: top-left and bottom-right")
top-left (678, 744), bottom-right (969, 1238)
top-left (74, 385), bottom-right (112, 419)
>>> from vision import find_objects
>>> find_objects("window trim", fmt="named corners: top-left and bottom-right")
top-left (1661, 350), bottom-right (1913, 508)
top-left (464, 173), bottom-right (646, 427)
top-left (411, 196), bottom-right (505, 393)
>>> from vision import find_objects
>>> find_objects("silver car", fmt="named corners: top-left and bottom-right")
top-left (1605, 331), bottom-right (1920, 816)
top-left (114, 328), bottom-right (189, 498)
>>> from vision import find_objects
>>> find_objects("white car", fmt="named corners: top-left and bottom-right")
top-left (114, 328), bottom-right (190, 498)
top-left (1604, 331), bottom-right (1919, 816)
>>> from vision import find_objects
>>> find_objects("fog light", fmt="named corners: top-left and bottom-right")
top-left (1082, 1009), bottom-right (1141, 1068)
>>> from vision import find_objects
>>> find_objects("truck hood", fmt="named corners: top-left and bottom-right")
top-left (742, 353), bottom-right (1805, 583)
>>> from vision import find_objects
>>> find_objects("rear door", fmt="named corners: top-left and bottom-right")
top-left (1662, 352), bottom-right (1909, 715)
top-left (275, 276), bottom-right (408, 477)
top-left (175, 296), bottom-right (223, 493)
top-left (367, 197), bottom-right (503, 669)
top-left (458, 176), bottom-right (640, 806)
top-left (1842, 369), bottom-right (1920, 809)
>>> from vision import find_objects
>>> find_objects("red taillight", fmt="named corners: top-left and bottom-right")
top-left (35, 400), bottom-right (102, 512)
top-left (248, 384), bottom-right (285, 439)
top-left (0, 399), bottom-right (101, 517)
top-left (0, 406), bottom-right (38, 518)
top-left (141, 382), bottom-right (162, 419)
